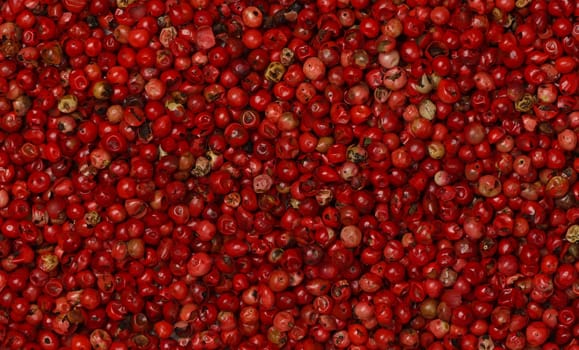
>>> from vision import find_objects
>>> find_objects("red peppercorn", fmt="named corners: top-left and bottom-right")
top-left (0, 1), bottom-right (577, 349)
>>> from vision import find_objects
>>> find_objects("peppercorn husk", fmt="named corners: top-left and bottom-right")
top-left (265, 62), bottom-right (286, 83)
top-left (419, 99), bottom-right (436, 120)
top-left (565, 225), bottom-right (579, 243)
top-left (280, 48), bottom-right (294, 66)
top-left (478, 335), bottom-right (495, 350)
top-left (515, 93), bottom-right (535, 112)
top-left (515, 0), bottom-right (531, 8)
top-left (92, 81), bottom-right (113, 100)
top-left (58, 95), bottom-right (79, 114)
top-left (346, 145), bottom-right (368, 163)
top-left (116, 0), bottom-right (136, 8)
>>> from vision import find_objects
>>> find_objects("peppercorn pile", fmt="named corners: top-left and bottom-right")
top-left (0, 0), bottom-right (578, 349)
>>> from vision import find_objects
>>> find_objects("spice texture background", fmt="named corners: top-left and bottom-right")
top-left (0, 0), bottom-right (578, 349)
